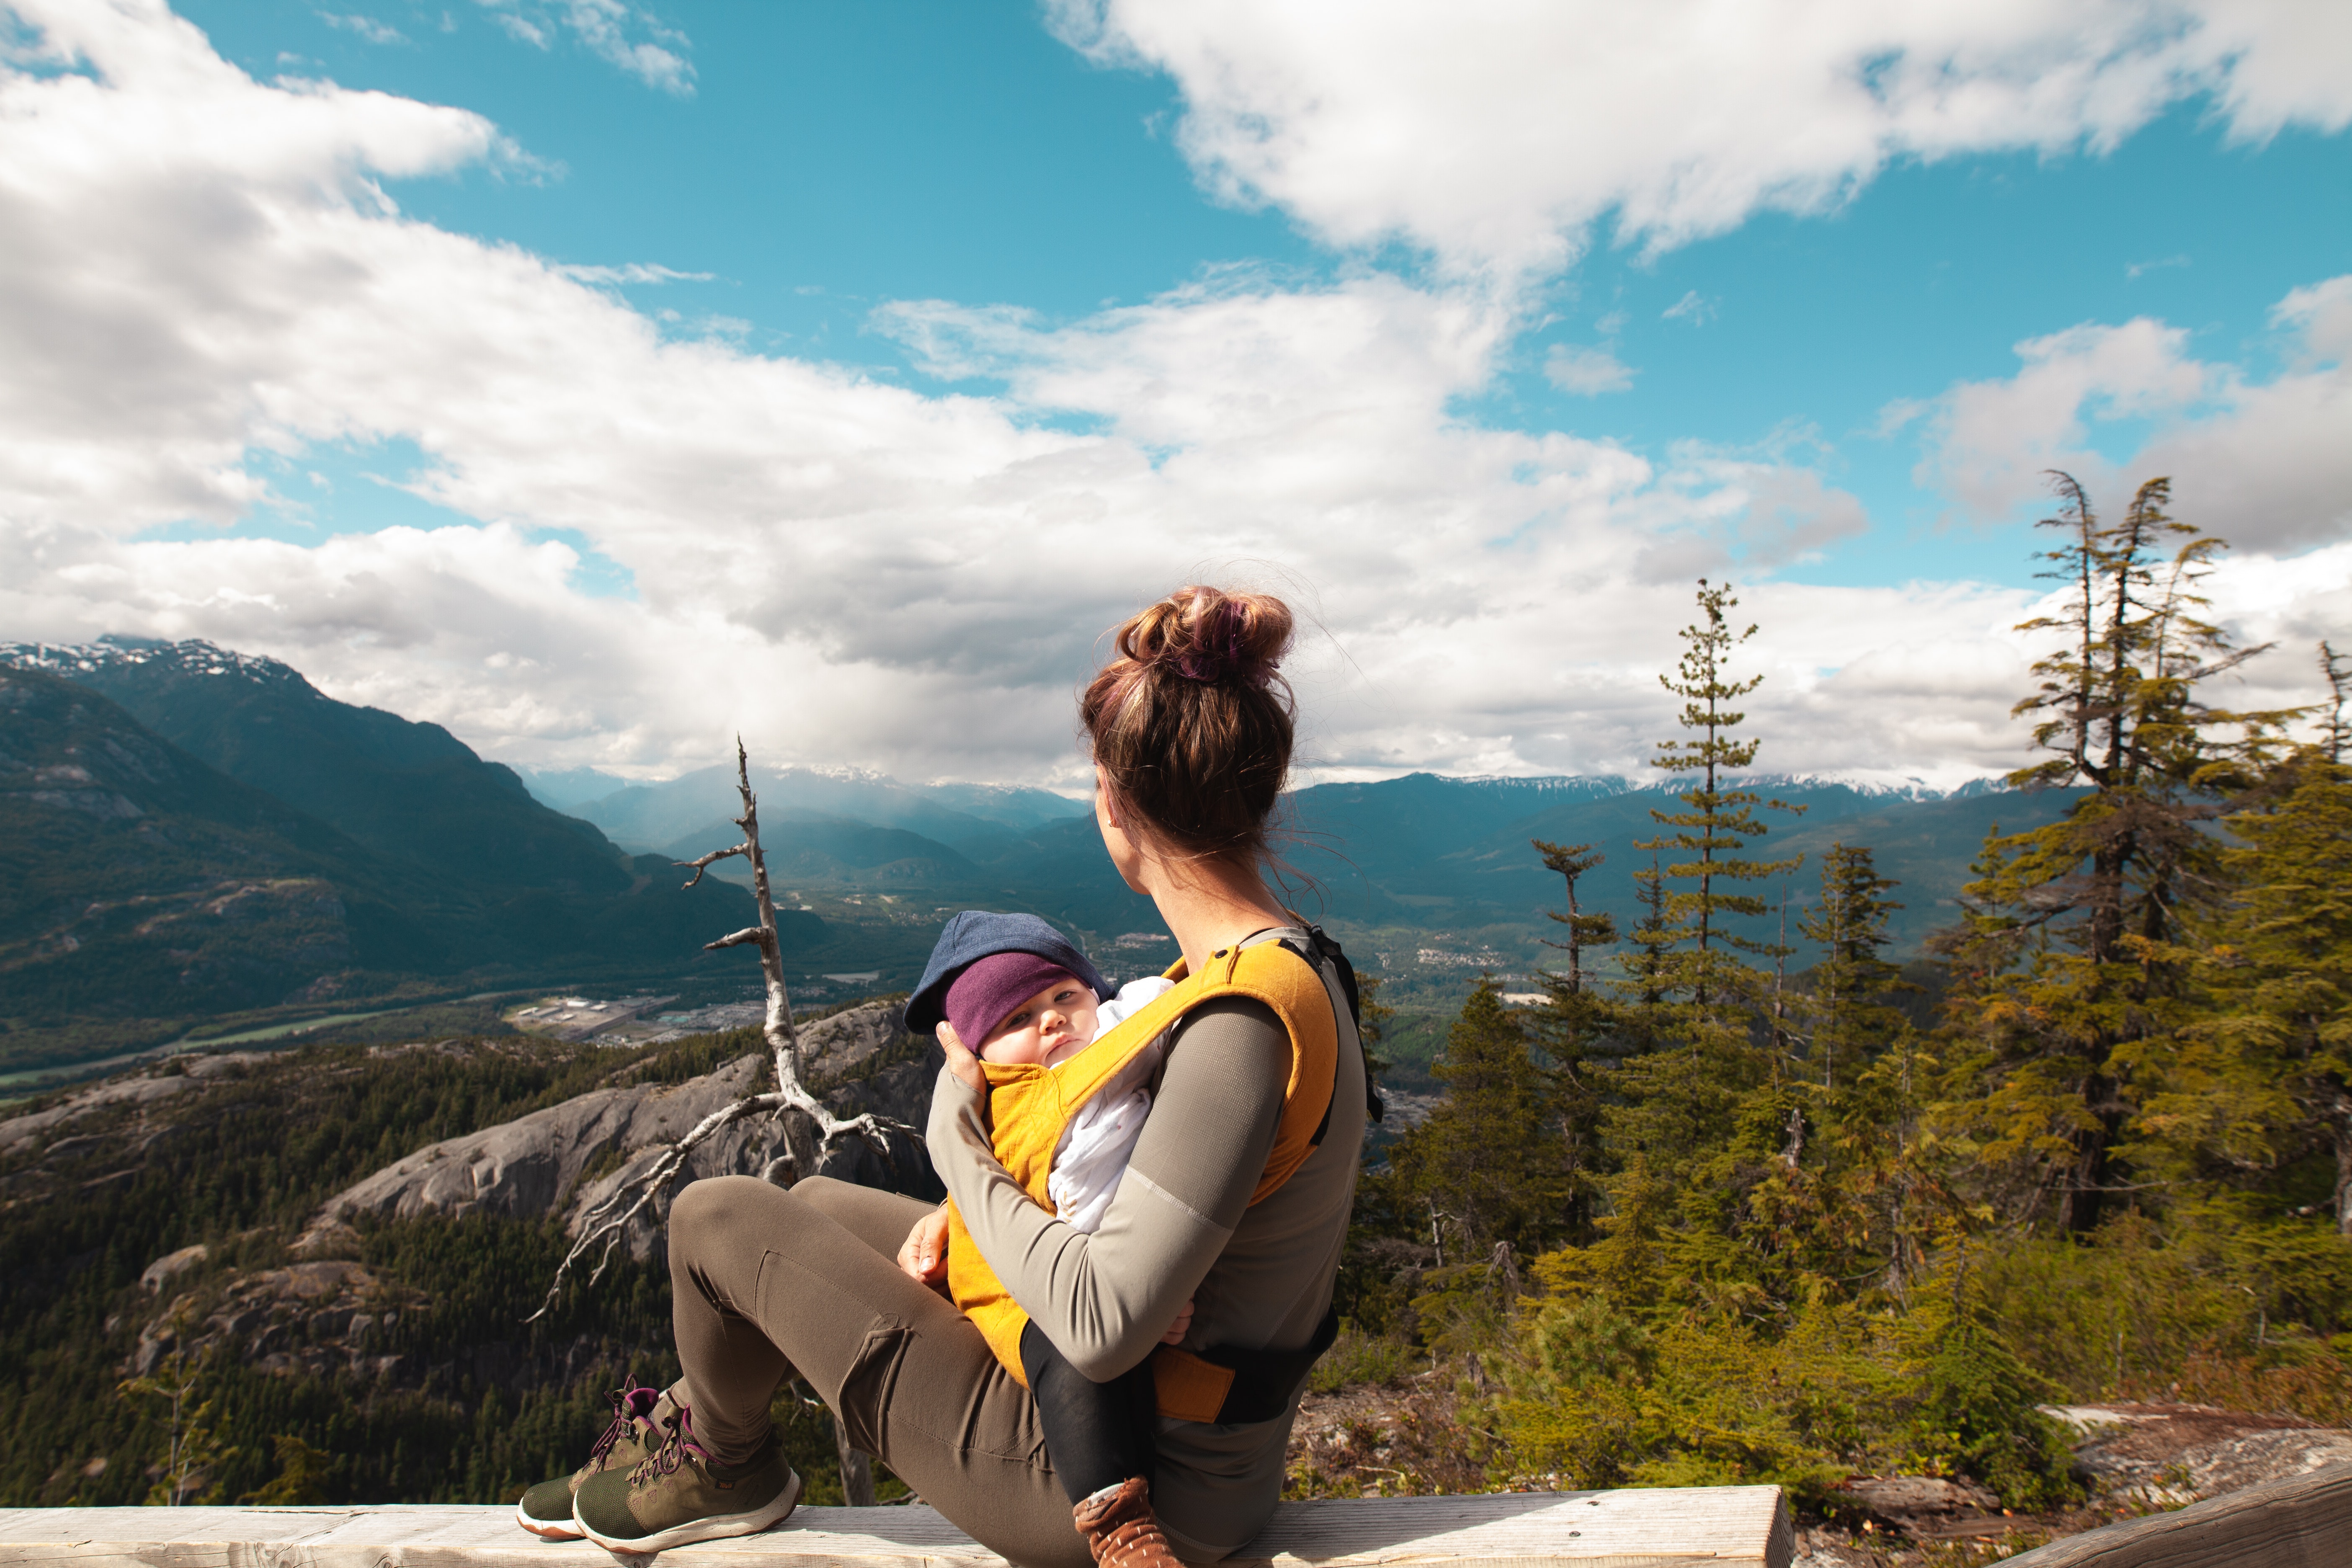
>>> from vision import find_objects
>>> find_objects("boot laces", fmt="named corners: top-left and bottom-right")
top-left (628, 1409), bottom-right (718, 1488)
top-left (586, 1378), bottom-right (647, 1467)
top-left (629, 1412), bottom-right (687, 1487)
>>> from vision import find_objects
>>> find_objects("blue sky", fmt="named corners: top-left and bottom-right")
top-left (168, 1), bottom-right (2352, 592)
top-left (3, 0), bottom-right (2349, 785)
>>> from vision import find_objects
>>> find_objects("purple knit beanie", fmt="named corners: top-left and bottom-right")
top-left (944, 952), bottom-right (1083, 1048)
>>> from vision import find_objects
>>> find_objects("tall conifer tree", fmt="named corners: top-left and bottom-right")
top-left (1605, 581), bottom-right (1803, 1182)
top-left (1936, 474), bottom-right (2294, 1233)
top-left (1795, 844), bottom-right (1942, 1299)
top-left (2318, 641), bottom-right (2349, 765)
top-left (1533, 840), bottom-right (1619, 1243)
top-left (1800, 844), bottom-right (1911, 1091)
top-left (1385, 977), bottom-right (1570, 1261)
top-left (1639, 580), bottom-right (1805, 1004)
top-left (2159, 752), bottom-right (2352, 1230)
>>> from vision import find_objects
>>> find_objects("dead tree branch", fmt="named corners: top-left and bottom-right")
top-left (527, 738), bottom-right (917, 1321)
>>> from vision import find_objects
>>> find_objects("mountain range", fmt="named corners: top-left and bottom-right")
top-left (526, 762), bottom-right (1088, 853)
top-left (0, 635), bottom-right (2076, 1080)
top-left (0, 640), bottom-right (775, 1074)
top-left (549, 760), bottom-right (2071, 979)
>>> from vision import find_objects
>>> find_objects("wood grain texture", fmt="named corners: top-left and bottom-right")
top-left (0, 1486), bottom-right (1792, 1568)
top-left (2001, 1462), bottom-right (2352, 1568)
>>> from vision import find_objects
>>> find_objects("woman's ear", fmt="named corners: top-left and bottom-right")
top-left (1095, 777), bottom-right (1154, 896)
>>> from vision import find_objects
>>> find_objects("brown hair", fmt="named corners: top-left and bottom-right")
top-left (1081, 585), bottom-right (1296, 867)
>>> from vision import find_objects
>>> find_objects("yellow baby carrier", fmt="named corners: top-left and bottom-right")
top-left (945, 934), bottom-right (1354, 1423)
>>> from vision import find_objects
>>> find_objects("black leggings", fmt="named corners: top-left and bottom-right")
top-left (1019, 1319), bottom-right (1158, 1505)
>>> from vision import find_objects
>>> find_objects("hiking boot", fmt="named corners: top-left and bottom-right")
top-left (1072, 1475), bottom-right (1181, 1568)
top-left (513, 1380), bottom-right (676, 1540)
top-left (573, 1410), bottom-right (802, 1552)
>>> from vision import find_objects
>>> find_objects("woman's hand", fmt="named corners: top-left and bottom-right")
top-left (936, 1021), bottom-right (985, 1093)
top-left (1159, 1299), bottom-right (1194, 1346)
top-left (898, 1204), bottom-right (951, 1293)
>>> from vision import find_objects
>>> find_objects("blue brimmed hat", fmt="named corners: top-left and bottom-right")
top-left (903, 910), bottom-right (1110, 1037)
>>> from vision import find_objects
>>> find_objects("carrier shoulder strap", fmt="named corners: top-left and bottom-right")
top-left (1277, 925), bottom-right (1387, 1135)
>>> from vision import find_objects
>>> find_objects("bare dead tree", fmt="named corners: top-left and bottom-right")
top-left (2321, 640), bottom-right (2349, 764)
top-left (528, 738), bottom-right (915, 1323)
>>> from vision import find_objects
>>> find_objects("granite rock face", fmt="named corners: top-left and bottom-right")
top-left (0, 1052), bottom-right (268, 1158)
top-left (307, 1002), bottom-right (941, 1261)
top-left (139, 1243), bottom-right (209, 1295)
top-left (135, 1259), bottom-right (418, 1380)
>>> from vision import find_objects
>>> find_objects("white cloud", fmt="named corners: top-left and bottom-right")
top-left (1905, 288), bottom-right (2352, 552)
top-left (318, 13), bottom-right (405, 46)
top-left (2275, 275), bottom-right (2352, 364)
top-left (0, 0), bottom-right (2343, 797)
top-left (555, 262), bottom-right (715, 285)
top-left (1662, 290), bottom-right (1717, 326)
top-left (473, 0), bottom-right (692, 93)
top-left (1909, 317), bottom-right (2214, 520)
top-left (1049, 0), bottom-right (2352, 278)
top-left (2126, 253), bottom-right (2189, 279)
top-left (1545, 343), bottom-right (1634, 396)
top-left (487, 12), bottom-right (548, 48)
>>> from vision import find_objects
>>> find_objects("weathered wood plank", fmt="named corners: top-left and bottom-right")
top-left (0, 1486), bottom-right (1792, 1568)
top-left (2000, 1461), bottom-right (2352, 1568)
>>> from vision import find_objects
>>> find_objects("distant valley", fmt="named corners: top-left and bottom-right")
top-left (1, 636), bottom-right (2076, 1084)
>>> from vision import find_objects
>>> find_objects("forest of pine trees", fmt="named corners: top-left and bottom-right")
top-left (1348, 475), bottom-right (2352, 1506)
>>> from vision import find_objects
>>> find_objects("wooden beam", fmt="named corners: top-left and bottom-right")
top-left (0, 1486), bottom-right (1792, 1568)
top-left (2000, 1462), bottom-right (2352, 1568)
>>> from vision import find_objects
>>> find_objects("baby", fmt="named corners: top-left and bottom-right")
top-left (902, 912), bottom-right (1181, 1562)
top-left (948, 952), bottom-right (1174, 1230)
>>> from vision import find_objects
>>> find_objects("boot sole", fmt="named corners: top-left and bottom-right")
top-left (513, 1500), bottom-right (585, 1541)
top-left (574, 1467), bottom-right (803, 1553)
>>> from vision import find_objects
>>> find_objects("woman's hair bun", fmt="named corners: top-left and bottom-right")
top-left (1081, 585), bottom-right (1298, 866)
top-left (1116, 585), bottom-right (1293, 688)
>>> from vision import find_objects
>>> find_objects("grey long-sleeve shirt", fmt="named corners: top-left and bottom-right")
top-left (929, 927), bottom-right (1368, 1558)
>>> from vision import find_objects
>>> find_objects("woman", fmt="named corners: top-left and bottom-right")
top-left (521, 585), bottom-right (1367, 1566)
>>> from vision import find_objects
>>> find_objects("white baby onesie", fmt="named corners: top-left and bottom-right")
top-left (1045, 975), bottom-right (1177, 1233)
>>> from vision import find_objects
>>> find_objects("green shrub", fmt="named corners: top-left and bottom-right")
top-left (1484, 1250), bottom-right (2078, 1509)
top-left (1971, 1209), bottom-right (2352, 1403)
top-left (1309, 1325), bottom-right (1417, 1394)
top-left (1898, 1309), bottom-right (2077, 1509)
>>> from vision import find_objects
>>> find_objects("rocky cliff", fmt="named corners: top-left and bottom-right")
top-left (305, 1001), bottom-right (940, 1263)
top-left (56, 1002), bottom-right (943, 1387)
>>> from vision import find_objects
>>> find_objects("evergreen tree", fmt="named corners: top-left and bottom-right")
top-left (1935, 474), bottom-right (2295, 1233)
top-left (2319, 641), bottom-right (2349, 766)
top-left (1615, 849), bottom-right (1678, 1054)
top-left (242, 1436), bottom-right (334, 1506)
top-left (2158, 753), bottom-right (2352, 1230)
top-left (1638, 579), bottom-right (1805, 1006)
top-left (1792, 844), bottom-right (1944, 1299)
top-left (1547, 583), bottom-right (1823, 1321)
top-left (1534, 839), bottom-right (1619, 995)
top-left (1384, 977), bottom-right (1568, 1261)
top-left (1605, 580), bottom-right (1802, 1187)
top-left (1531, 840), bottom-right (1618, 1242)
top-left (117, 1331), bottom-right (238, 1507)
top-left (1800, 844), bottom-right (1911, 1091)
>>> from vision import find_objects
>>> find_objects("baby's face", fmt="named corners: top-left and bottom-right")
top-left (977, 977), bottom-right (1100, 1069)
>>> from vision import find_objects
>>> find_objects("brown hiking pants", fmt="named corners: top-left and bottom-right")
top-left (668, 1174), bottom-right (1090, 1568)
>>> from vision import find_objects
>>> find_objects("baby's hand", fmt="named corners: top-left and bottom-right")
top-left (936, 1021), bottom-right (984, 1092)
top-left (898, 1204), bottom-right (951, 1293)
top-left (1160, 1298), bottom-right (1194, 1346)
